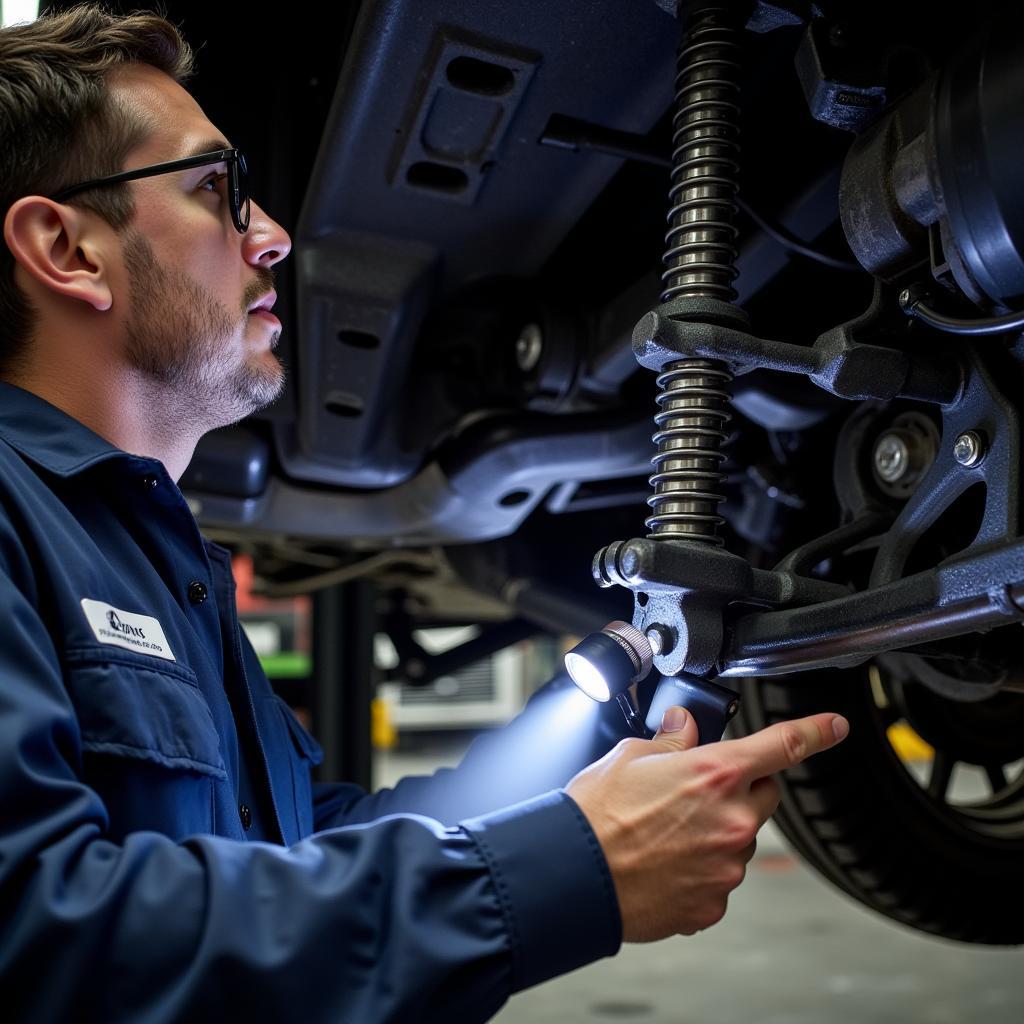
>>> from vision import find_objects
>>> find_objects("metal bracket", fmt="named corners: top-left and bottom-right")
top-left (631, 293), bottom-right (963, 404)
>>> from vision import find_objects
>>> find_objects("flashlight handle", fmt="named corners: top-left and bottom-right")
top-left (644, 675), bottom-right (740, 744)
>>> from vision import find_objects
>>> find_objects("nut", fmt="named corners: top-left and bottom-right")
top-left (515, 323), bottom-right (543, 373)
top-left (874, 432), bottom-right (910, 483)
top-left (953, 431), bottom-right (985, 467)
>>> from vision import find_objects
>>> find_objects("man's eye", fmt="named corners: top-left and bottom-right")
top-left (199, 172), bottom-right (228, 193)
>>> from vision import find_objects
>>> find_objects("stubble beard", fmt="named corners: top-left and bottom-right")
top-left (121, 230), bottom-right (285, 427)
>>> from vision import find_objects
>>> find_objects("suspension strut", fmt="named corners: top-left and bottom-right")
top-left (649, 3), bottom-right (743, 544)
top-left (563, 2), bottom-right (750, 740)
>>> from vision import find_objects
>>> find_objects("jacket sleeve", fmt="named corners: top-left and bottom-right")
top-left (313, 672), bottom-right (634, 829)
top-left (0, 554), bottom-right (620, 1024)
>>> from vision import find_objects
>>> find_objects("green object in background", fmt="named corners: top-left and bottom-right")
top-left (259, 651), bottom-right (312, 678)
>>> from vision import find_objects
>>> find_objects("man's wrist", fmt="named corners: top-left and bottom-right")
top-left (461, 789), bottom-right (622, 992)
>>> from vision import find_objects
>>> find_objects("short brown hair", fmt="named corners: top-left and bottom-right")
top-left (0, 3), bottom-right (194, 373)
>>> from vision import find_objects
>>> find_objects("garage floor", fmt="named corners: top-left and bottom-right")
top-left (376, 738), bottom-right (1024, 1024)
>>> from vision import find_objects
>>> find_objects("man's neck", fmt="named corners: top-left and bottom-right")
top-left (5, 365), bottom-right (200, 483)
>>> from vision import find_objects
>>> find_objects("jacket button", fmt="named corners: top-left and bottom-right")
top-left (142, 473), bottom-right (158, 490)
top-left (239, 803), bottom-right (253, 830)
top-left (187, 581), bottom-right (208, 605)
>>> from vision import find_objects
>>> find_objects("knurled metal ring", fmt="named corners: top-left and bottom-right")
top-left (601, 620), bottom-right (655, 681)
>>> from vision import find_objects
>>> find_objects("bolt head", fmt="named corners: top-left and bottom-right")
top-left (645, 625), bottom-right (673, 656)
top-left (874, 432), bottom-right (910, 483)
top-left (953, 431), bottom-right (984, 467)
top-left (515, 323), bottom-right (543, 373)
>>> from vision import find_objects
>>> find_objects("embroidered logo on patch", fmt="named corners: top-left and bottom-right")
top-left (80, 599), bottom-right (176, 661)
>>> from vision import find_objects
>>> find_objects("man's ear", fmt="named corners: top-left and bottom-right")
top-left (3, 197), bottom-right (114, 312)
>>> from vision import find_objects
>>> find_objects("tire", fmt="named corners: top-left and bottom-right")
top-left (737, 664), bottom-right (1024, 945)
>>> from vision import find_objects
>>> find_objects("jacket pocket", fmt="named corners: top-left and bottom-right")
top-left (64, 647), bottom-right (227, 780)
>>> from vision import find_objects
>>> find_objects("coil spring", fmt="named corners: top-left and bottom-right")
top-left (662, 4), bottom-right (742, 305)
top-left (645, 360), bottom-right (733, 542)
top-left (647, 5), bottom-right (742, 543)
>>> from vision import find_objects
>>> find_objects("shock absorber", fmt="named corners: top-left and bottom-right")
top-left (647, 3), bottom-right (744, 545)
top-left (568, 2), bottom-right (752, 705)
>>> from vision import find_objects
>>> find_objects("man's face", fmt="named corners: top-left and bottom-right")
top-left (121, 229), bottom-right (282, 422)
top-left (106, 66), bottom-right (291, 426)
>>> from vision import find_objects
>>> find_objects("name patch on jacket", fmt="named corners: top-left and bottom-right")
top-left (79, 599), bottom-right (176, 661)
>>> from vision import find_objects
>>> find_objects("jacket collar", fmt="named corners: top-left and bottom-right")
top-left (0, 381), bottom-right (138, 478)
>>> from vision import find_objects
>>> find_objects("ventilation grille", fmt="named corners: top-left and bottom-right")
top-left (398, 660), bottom-right (495, 705)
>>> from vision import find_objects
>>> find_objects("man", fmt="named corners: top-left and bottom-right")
top-left (0, 6), bottom-right (849, 1022)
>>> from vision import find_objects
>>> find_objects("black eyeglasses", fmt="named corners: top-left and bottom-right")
top-left (49, 148), bottom-right (251, 234)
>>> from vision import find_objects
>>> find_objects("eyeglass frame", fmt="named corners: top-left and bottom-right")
top-left (48, 147), bottom-right (251, 234)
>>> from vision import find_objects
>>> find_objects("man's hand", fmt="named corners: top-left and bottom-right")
top-left (565, 705), bottom-right (849, 942)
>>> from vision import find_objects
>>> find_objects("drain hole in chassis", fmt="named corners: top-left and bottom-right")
top-left (406, 161), bottom-right (469, 195)
top-left (338, 329), bottom-right (380, 350)
top-left (446, 56), bottom-right (515, 97)
top-left (324, 391), bottom-right (364, 418)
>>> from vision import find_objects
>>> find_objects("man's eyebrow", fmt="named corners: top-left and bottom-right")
top-left (182, 138), bottom-right (234, 160)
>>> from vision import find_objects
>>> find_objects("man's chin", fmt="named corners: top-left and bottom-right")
top-left (241, 359), bottom-right (286, 415)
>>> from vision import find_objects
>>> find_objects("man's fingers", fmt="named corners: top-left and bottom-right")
top-left (652, 705), bottom-right (700, 752)
top-left (730, 713), bottom-right (849, 780)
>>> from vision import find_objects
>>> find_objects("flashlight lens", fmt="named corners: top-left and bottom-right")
top-left (565, 652), bottom-right (612, 701)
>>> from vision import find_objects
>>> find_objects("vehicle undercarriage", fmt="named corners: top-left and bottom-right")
top-left (143, 0), bottom-right (1024, 943)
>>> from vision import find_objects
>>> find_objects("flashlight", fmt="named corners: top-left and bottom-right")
top-left (564, 620), bottom-right (740, 743)
top-left (564, 620), bottom-right (652, 700)
top-left (564, 620), bottom-right (653, 733)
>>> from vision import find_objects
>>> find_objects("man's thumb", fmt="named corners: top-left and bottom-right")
top-left (652, 705), bottom-right (700, 750)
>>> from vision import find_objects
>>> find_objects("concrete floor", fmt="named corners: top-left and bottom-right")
top-left (376, 737), bottom-right (1024, 1024)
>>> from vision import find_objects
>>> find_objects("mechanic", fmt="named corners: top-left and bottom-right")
top-left (0, 6), bottom-right (849, 1022)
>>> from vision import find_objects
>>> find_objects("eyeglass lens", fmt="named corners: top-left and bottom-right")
top-left (233, 152), bottom-right (251, 233)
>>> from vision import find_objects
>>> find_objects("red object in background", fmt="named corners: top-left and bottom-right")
top-left (232, 553), bottom-right (262, 613)
top-left (231, 553), bottom-right (312, 654)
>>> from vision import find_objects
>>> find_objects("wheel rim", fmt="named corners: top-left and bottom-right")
top-left (871, 659), bottom-right (1024, 840)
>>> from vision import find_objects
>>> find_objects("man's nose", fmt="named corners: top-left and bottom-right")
top-left (244, 200), bottom-right (292, 268)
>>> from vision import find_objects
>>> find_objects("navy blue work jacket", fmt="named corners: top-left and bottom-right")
top-left (0, 382), bottom-right (622, 1023)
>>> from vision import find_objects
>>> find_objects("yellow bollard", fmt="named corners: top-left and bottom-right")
top-left (371, 696), bottom-right (397, 750)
